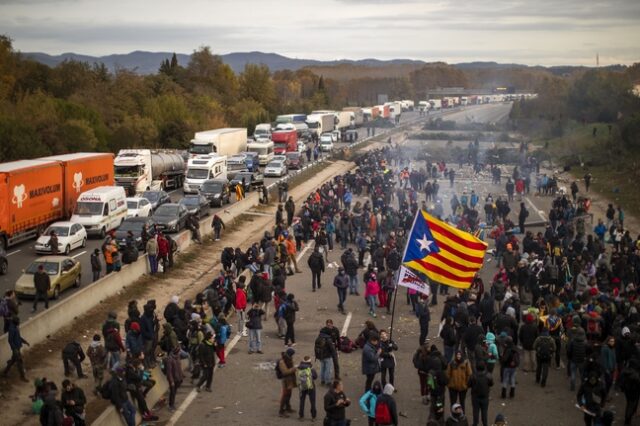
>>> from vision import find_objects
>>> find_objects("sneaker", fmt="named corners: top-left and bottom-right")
top-left (257, 350), bottom-right (264, 354)
top-left (248, 351), bottom-right (254, 354)
top-left (242, 331), bottom-right (248, 337)
top-left (205, 387), bottom-right (212, 392)
top-left (218, 364), bottom-right (226, 368)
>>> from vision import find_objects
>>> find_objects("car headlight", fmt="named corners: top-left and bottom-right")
top-left (213, 194), bottom-right (220, 198)
top-left (168, 220), bottom-right (178, 227)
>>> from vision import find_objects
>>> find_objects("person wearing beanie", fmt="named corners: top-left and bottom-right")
top-left (533, 328), bottom-right (556, 387)
top-left (493, 413), bottom-right (507, 425)
top-left (125, 321), bottom-right (144, 359)
top-left (283, 293), bottom-right (299, 347)
top-left (468, 362), bottom-right (493, 426)
top-left (164, 295), bottom-right (180, 324)
top-left (278, 348), bottom-right (297, 417)
top-left (567, 326), bottom-right (587, 391)
top-left (87, 334), bottom-right (107, 393)
top-left (359, 380), bottom-right (382, 426)
top-left (374, 383), bottom-right (398, 426)
top-left (296, 355), bottom-right (318, 420)
top-left (61, 340), bottom-right (88, 379)
top-left (445, 402), bottom-right (469, 426)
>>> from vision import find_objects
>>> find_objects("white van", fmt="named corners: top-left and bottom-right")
top-left (247, 140), bottom-right (275, 165)
top-left (183, 154), bottom-right (227, 194)
top-left (70, 186), bottom-right (127, 237)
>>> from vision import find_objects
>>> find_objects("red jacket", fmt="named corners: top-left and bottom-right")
top-left (235, 288), bottom-right (247, 310)
top-left (158, 237), bottom-right (169, 256)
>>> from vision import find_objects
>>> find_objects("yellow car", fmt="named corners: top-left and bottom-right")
top-left (15, 256), bottom-right (82, 299)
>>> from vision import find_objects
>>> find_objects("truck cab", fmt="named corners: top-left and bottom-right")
top-left (183, 155), bottom-right (227, 194)
top-left (247, 140), bottom-right (275, 165)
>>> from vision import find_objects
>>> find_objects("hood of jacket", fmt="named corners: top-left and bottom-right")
top-left (485, 332), bottom-right (496, 344)
top-left (383, 383), bottom-right (395, 395)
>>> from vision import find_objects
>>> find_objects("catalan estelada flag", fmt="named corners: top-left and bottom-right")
top-left (402, 210), bottom-right (488, 289)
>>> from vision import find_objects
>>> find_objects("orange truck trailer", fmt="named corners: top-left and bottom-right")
top-left (0, 153), bottom-right (114, 249)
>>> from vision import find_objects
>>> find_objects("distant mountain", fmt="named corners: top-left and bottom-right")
top-left (21, 50), bottom-right (622, 75)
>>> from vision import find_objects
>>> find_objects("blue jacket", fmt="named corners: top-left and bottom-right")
top-left (344, 192), bottom-right (353, 204)
top-left (361, 342), bottom-right (380, 375)
top-left (359, 390), bottom-right (378, 418)
top-left (125, 331), bottom-right (144, 355)
top-left (140, 313), bottom-right (155, 341)
top-left (8, 322), bottom-right (27, 351)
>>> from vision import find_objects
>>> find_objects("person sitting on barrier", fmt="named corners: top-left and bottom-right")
top-left (61, 379), bottom-right (87, 426)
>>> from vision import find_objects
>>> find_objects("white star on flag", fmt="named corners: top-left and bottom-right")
top-left (416, 234), bottom-right (433, 252)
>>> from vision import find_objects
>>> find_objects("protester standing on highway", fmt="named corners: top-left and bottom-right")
top-left (164, 346), bottom-right (184, 412)
top-left (236, 182), bottom-right (244, 200)
top-left (32, 263), bottom-right (51, 312)
top-left (333, 266), bottom-right (349, 314)
top-left (2, 316), bottom-right (29, 381)
top-left (297, 355), bottom-right (318, 421)
top-left (87, 334), bottom-right (107, 393)
top-left (1, 290), bottom-right (19, 333)
top-left (212, 214), bottom-right (225, 241)
top-left (283, 293), bottom-right (299, 347)
top-left (87, 248), bottom-right (102, 282)
top-left (468, 362), bottom-right (493, 426)
top-left (145, 236), bottom-right (158, 275)
top-left (49, 230), bottom-right (59, 255)
top-left (447, 350), bottom-right (472, 413)
top-left (379, 330), bottom-right (398, 388)
top-left (278, 347), bottom-right (297, 417)
top-left (285, 196), bottom-right (295, 226)
top-left (362, 334), bottom-right (381, 391)
top-left (359, 380), bottom-right (382, 426)
top-left (246, 302), bottom-right (265, 354)
top-left (532, 328), bottom-right (555, 387)
top-left (187, 213), bottom-right (201, 244)
top-left (308, 246), bottom-right (325, 291)
top-left (235, 276), bottom-right (248, 337)
top-left (157, 233), bottom-right (169, 273)
top-left (324, 380), bottom-right (351, 426)
top-left (196, 332), bottom-right (216, 392)
top-left (102, 311), bottom-right (124, 370)
top-left (62, 340), bottom-right (88, 378)
top-left (518, 202), bottom-right (529, 234)
top-left (285, 235), bottom-right (301, 274)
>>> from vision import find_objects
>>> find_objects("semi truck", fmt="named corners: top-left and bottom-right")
top-left (428, 99), bottom-right (442, 110)
top-left (342, 107), bottom-right (364, 127)
top-left (334, 111), bottom-right (354, 132)
top-left (0, 153), bottom-right (114, 249)
top-left (189, 128), bottom-right (247, 157)
top-left (253, 123), bottom-right (272, 141)
top-left (114, 149), bottom-right (184, 194)
top-left (272, 129), bottom-right (298, 155)
top-left (306, 114), bottom-right (335, 137)
top-left (418, 101), bottom-right (430, 113)
top-left (275, 114), bottom-right (306, 125)
top-left (376, 105), bottom-right (390, 119)
top-left (387, 102), bottom-right (402, 121)
top-left (247, 140), bottom-right (275, 165)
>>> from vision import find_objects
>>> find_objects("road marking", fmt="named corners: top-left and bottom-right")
top-left (167, 333), bottom-right (242, 425)
top-left (341, 312), bottom-right (352, 337)
top-left (72, 251), bottom-right (87, 259)
top-left (296, 241), bottom-right (315, 262)
top-left (7, 250), bottom-right (21, 256)
top-left (525, 196), bottom-right (547, 221)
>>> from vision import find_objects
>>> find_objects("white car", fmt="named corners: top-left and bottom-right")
top-left (264, 160), bottom-right (288, 177)
top-left (321, 132), bottom-right (337, 143)
top-left (126, 197), bottom-right (152, 218)
top-left (35, 222), bottom-right (87, 255)
top-left (320, 134), bottom-right (334, 152)
top-left (272, 155), bottom-right (287, 163)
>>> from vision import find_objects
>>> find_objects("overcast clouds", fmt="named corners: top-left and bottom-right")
top-left (1, 0), bottom-right (638, 65)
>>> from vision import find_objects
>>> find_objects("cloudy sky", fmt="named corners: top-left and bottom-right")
top-left (1, 0), bottom-right (639, 65)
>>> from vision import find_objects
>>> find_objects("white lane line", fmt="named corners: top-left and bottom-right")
top-left (167, 333), bottom-right (242, 425)
top-left (525, 196), bottom-right (547, 221)
top-left (296, 241), bottom-right (315, 262)
top-left (7, 250), bottom-right (21, 256)
top-left (341, 312), bottom-right (353, 337)
top-left (72, 250), bottom-right (87, 259)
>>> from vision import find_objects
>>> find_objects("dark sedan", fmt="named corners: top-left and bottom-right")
top-left (200, 179), bottom-right (231, 207)
top-left (141, 190), bottom-right (171, 211)
top-left (114, 217), bottom-right (155, 250)
top-left (229, 171), bottom-right (264, 193)
top-left (179, 195), bottom-right (211, 219)
top-left (285, 151), bottom-right (304, 170)
top-left (151, 203), bottom-right (189, 233)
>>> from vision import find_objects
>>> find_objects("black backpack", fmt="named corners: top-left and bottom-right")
top-left (314, 335), bottom-right (329, 359)
top-left (275, 360), bottom-right (284, 379)
top-left (536, 339), bottom-right (553, 362)
top-left (99, 380), bottom-right (112, 400)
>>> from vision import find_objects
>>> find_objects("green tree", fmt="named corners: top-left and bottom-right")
top-left (240, 64), bottom-right (277, 113)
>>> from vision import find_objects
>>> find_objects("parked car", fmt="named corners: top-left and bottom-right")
top-left (229, 170), bottom-right (265, 192)
top-left (114, 217), bottom-right (155, 250)
top-left (15, 256), bottom-right (81, 299)
top-left (199, 179), bottom-right (231, 207)
top-left (320, 134), bottom-right (334, 152)
top-left (285, 151), bottom-right (304, 170)
top-left (321, 131), bottom-right (337, 143)
top-left (151, 203), bottom-right (189, 233)
top-left (141, 190), bottom-right (171, 211)
top-left (0, 247), bottom-right (7, 275)
top-left (126, 197), bottom-right (152, 218)
top-left (35, 222), bottom-right (87, 255)
top-left (179, 195), bottom-right (211, 219)
top-left (264, 160), bottom-right (288, 177)
top-left (272, 155), bottom-right (288, 166)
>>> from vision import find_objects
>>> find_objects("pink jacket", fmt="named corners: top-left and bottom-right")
top-left (365, 280), bottom-right (380, 297)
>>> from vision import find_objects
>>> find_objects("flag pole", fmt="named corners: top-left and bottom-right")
top-left (389, 208), bottom-right (422, 341)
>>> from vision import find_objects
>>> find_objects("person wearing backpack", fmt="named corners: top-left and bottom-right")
top-left (315, 332), bottom-right (336, 386)
top-left (297, 355), bottom-right (318, 421)
top-left (164, 346), bottom-right (184, 412)
top-left (467, 363), bottom-right (493, 426)
top-left (359, 380), bottom-right (382, 426)
top-left (214, 313), bottom-right (231, 368)
top-left (533, 328), bottom-right (556, 387)
top-left (374, 383), bottom-right (398, 426)
top-left (277, 347), bottom-right (297, 417)
top-left (87, 334), bottom-right (107, 394)
top-left (499, 338), bottom-right (518, 399)
top-left (308, 246), bottom-right (325, 291)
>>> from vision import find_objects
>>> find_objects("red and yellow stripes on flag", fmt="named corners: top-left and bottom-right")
top-left (404, 210), bottom-right (488, 289)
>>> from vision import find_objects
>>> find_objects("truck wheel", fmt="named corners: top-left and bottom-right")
top-left (0, 236), bottom-right (6, 251)
top-left (53, 286), bottom-right (61, 300)
top-left (0, 259), bottom-right (7, 275)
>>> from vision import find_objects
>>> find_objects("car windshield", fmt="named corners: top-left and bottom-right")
top-left (155, 205), bottom-right (178, 216)
top-left (26, 261), bottom-right (59, 275)
top-left (119, 220), bottom-right (144, 232)
top-left (286, 153), bottom-right (299, 160)
top-left (126, 201), bottom-right (139, 209)
top-left (142, 192), bottom-right (160, 202)
top-left (74, 202), bottom-right (103, 216)
top-left (45, 226), bottom-right (70, 237)
top-left (186, 168), bottom-right (210, 179)
top-left (267, 161), bottom-right (282, 167)
top-left (201, 182), bottom-right (223, 192)
top-left (180, 197), bottom-right (199, 207)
